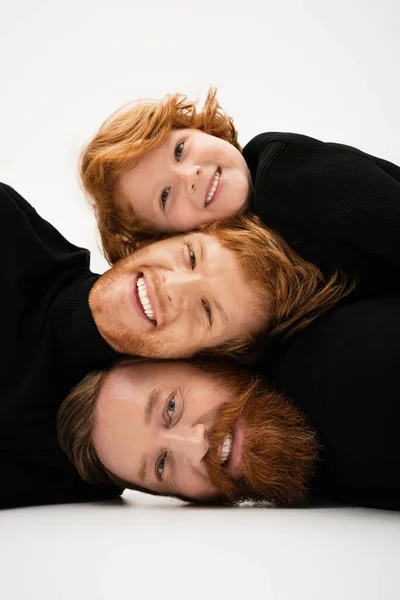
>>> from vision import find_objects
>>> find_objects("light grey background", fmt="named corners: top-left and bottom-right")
top-left (1, 0), bottom-right (399, 273)
top-left (1, 1), bottom-right (400, 599)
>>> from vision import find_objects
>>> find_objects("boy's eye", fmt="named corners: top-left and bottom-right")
top-left (160, 187), bottom-right (170, 210)
top-left (175, 141), bottom-right (185, 161)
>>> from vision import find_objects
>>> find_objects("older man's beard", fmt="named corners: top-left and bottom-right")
top-left (203, 381), bottom-right (319, 506)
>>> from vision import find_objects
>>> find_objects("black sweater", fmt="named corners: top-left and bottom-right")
top-left (243, 132), bottom-right (400, 297)
top-left (0, 183), bottom-right (122, 508)
top-left (264, 298), bottom-right (400, 511)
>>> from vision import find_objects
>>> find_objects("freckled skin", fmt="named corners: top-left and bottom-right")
top-left (89, 232), bottom-right (266, 359)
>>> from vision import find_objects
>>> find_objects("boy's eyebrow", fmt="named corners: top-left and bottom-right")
top-left (145, 388), bottom-right (160, 425)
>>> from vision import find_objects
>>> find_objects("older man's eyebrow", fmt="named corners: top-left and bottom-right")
top-left (138, 453), bottom-right (148, 485)
top-left (137, 389), bottom-right (161, 486)
top-left (145, 388), bottom-right (160, 425)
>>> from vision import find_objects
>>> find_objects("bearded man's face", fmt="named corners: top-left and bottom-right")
top-left (91, 361), bottom-right (318, 505)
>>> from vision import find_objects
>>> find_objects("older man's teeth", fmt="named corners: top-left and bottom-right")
top-left (136, 277), bottom-right (155, 321)
top-left (220, 433), bottom-right (233, 467)
top-left (205, 169), bottom-right (221, 205)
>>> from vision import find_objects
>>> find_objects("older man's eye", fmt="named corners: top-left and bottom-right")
top-left (156, 452), bottom-right (167, 480)
top-left (166, 396), bottom-right (176, 422)
top-left (175, 141), bottom-right (185, 161)
top-left (160, 187), bottom-right (170, 210)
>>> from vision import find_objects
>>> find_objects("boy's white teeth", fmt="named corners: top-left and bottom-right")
top-left (206, 170), bottom-right (220, 205)
top-left (136, 277), bottom-right (155, 321)
top-left (220, 433), bottom-right (233, 466)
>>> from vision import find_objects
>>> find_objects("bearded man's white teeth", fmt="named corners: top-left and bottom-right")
top-left (220, 433), bottom-right (233, 466)
top-left (206, 170), bottom-right (221, 205)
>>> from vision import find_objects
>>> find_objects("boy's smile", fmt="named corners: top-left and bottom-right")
top-left (116, 128), bottom-right (251, 233)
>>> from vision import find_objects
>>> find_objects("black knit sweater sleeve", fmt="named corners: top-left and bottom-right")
top-left (0, 183), bottom-right (122, 507)
top-left (0, 182), bottom-right (118, 385)
top-left (243, 132), bottom-right (400, 282)
top-left (265, 298), bottom-right (400, 511)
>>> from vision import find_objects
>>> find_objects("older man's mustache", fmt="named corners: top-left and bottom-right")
top-left (203, 381), bottom-right (319, 506)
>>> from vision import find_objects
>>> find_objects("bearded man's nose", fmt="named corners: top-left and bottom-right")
top-left (164, 423), bottom-right (209, 464)
top-left (162, 270), bottom-right (196, 306)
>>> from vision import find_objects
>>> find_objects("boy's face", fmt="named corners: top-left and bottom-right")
top-left (116, 129), bottom-right (252, 233)
top-left (89, 231), bottom-right (266, 358)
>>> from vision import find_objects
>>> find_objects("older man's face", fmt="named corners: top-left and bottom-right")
top-left (89, 232), bottom-right (266, 359)
top-left (91, 361), bottom-right (318, 505)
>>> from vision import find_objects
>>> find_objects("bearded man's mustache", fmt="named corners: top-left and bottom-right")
top-left (203, 379), bottom-right (319, 506)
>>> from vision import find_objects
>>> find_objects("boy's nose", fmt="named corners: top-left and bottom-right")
top-left (180, 165), bottom-right (202, 195)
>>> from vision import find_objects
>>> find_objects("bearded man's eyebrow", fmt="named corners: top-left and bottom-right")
top-left (198, 237), bottom-right (205, 263)
top-left (197, 238), bottom-right (228, 327)
top-left (145, 388), bottom-right (160, 425)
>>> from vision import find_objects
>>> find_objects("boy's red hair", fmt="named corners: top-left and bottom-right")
top-left (81, 88), bottom-right (240, 264)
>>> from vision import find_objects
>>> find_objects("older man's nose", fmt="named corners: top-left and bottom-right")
top-left (162, 423), bottom-right (209, 464)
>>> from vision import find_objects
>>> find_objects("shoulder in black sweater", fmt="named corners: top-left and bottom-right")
top-left (263, 297), bottom-right (400, 511)
top-left (243, 132), bottom-right (400, 298)
top-left (0, 183), bottom-right (122, 508)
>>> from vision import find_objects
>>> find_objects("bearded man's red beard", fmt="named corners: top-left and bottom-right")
top-left (203, 378), bottom-right (319, 506)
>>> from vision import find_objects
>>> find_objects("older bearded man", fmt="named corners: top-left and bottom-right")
top-left (58, 359), bottom-right (317, 506)
top-left (59, 297), bottom-right (400, 511)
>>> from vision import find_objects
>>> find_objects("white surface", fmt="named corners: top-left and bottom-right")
top-left (1, 491), bottom-right (400, 600)
top-left (1, 1), bottom-right (400, 598)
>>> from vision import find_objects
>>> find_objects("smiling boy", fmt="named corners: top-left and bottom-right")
top-left (82, 88), bottom-right (400, 304)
